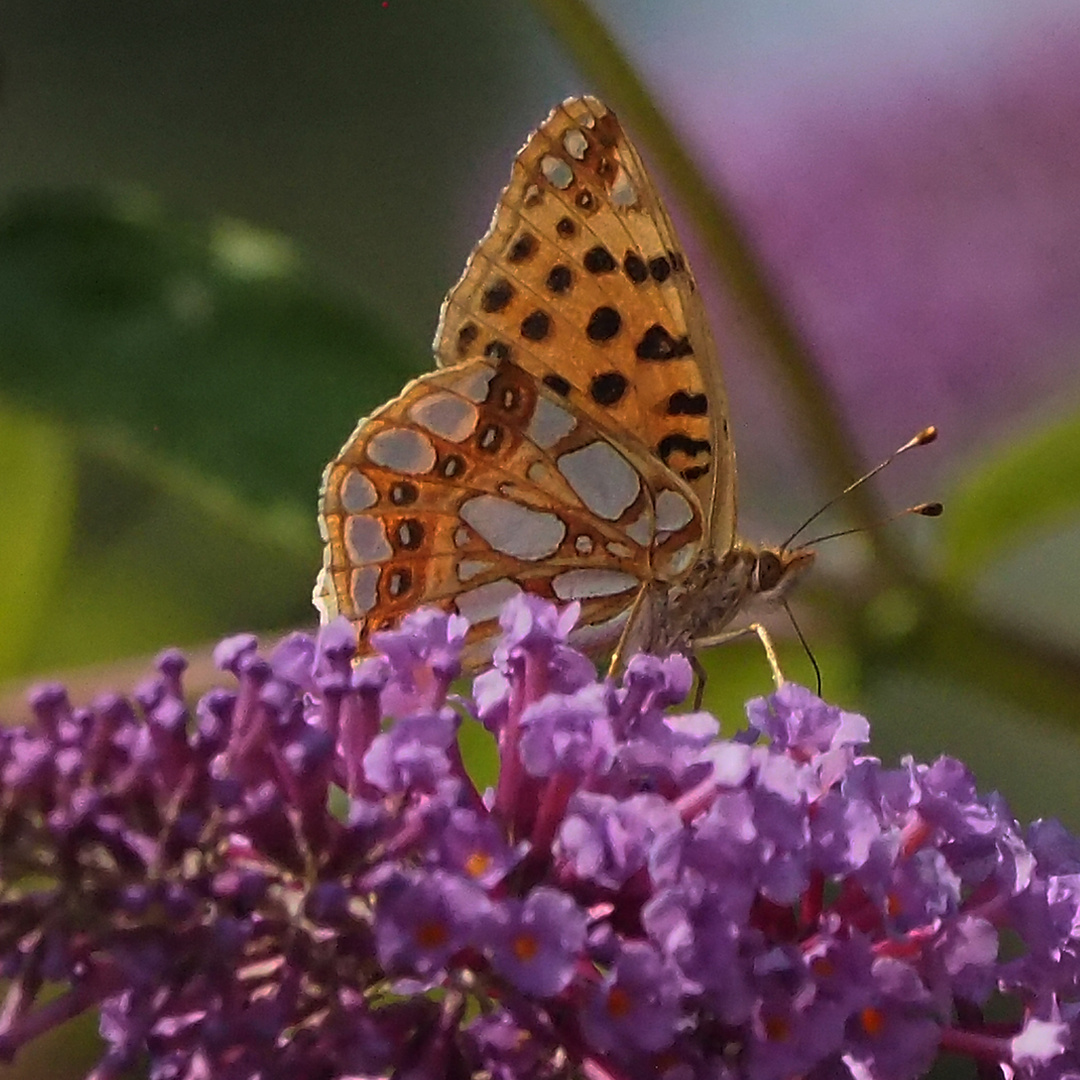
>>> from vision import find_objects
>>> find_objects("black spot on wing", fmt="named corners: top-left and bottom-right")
top-left (396, 519), bottom-right (424, 550)
top-left (477, 424), bottom-right (504, 453)
top-left (390, 481), bottom-right (418, 506)
top-left (456, 322), bottom-right (479, 356)
top-left (507, 233), bottom-right (538, 263)
top-left (666, 391), bottom-right (708, 416)
top-left (586, 306), bottom-right (621, 342)
top-left (546, 265), bottom-right (572, 294)
top-left (520, 310), bottom-right (551, 342)
top-left (589, 371), bottom-right (628, 406)
top-left (440, 454), bottom-right (466, 478)
top-left (482, 279), bottom-right (514, 314)
top-left (623, 252), bottom-right (648, 284)
top-left (657, 433), bottom-right (711, 465)
top-left (543, 374), bottom-right (571, 398)
top-left (387, 566), bottom-right (412, 599)
top-left (584, 245), bottom-right (616, 274)
top-left (648, 256), bottom-right (671, 282)
top-left (636, 324), bottom-right (693, 361)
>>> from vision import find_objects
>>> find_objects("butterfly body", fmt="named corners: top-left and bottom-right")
top-left (315, 96), bottom-right (811, 668)
top-left (618, 543), bottom-right (815, 661)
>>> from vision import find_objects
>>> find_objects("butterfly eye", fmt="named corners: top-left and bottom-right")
top-left (755, 551), bottom-right (784, 592)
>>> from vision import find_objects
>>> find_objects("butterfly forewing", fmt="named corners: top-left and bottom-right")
top-left (433, 96), bottom-right (736, 547)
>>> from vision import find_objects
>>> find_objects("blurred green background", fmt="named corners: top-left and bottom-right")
top-left (2, 2), bottom-right (1080, 1071)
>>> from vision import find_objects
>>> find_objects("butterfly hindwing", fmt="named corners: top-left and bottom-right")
top-left (316, 358), bottom-right (706, 662)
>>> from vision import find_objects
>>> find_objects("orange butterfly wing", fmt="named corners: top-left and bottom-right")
top-left (434, 96), bottom-right (736, 548)
top-left (316, 357), bottom-right (704, 664)
top-left (317, 97), bottom-right (737, 664)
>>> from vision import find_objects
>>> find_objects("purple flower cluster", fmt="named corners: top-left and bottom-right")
top-left (1, 596), bottom-right (1078, 1079)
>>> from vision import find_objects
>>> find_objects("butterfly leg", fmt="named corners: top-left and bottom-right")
top-left (690, 653), bottom-right (709, 709)
top-left (606, 583), bottom-right (652, 680)
top-left (692, 622), bottom-right (786, 690)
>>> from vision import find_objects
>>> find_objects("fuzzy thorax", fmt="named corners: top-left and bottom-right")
top-left (645, 542), bottom-right (816, 654)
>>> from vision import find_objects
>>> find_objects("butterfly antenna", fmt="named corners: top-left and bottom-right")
top-left (782, 427), bottom-right (938, 550)
top-left (784, 602), bottom-right (821, 696)
top-left (803, 501), bottom-right (942, 547)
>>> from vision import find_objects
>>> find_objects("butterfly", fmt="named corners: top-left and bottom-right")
top-left (315, 96), bottom-right (814, 671)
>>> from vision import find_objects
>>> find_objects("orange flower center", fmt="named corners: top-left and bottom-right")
top-left (416, 920), bottom-right (450, 949)
top-left (764, 1015), bottom-right (791, 1041)
top-left (513, 934), bottom-right (540, 962)
top-left (465, 851), bottom-right (492, 878)
top-left (606, 986), bottom-right (632, 1020)
top-left (860, 1007), bottom-right (886, 1037)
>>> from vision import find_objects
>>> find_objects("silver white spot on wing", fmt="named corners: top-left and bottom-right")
top-left (367, 428), bottom-right (437, 474)
top-left (408, 392), bottom-right (478, 442)
top-left (527, 461), bottom-right (549, 485)
top-left (459, 495), bottom-right (566, 560)
top-left (574, 534), bottom-right (594, 555)
top-left (571, 609), bottom-right (630, 654)
top-left (447, 365), bottom-right (496, 403)
top-left (666, 542), bottom-right (698, 576)
top-left (610, 167), bottom-right (637, 207)
top-left (454, 527), bottom-right (471, 548)
top-left (457, 558), bottom-right (494, 583)
top-left (541, 155), bottom-right (574, 189)
top-left (313, 565), bottom-right (335, 618)
top-left (350, 565), bottom-right (380, 614)
top-left (557, 441), bottom-right (640, 521)
top-left (346, 516), bottom-right (393, 563)
top-left (625, 513), bottom-right (653, 548)
top-left (655, 489), bottom-right (694, 532)
top-left (455, 579), bottom-right (522, 625)
top-left (563, 128), bottom-right (588, 160)
top-left (526, 396), bottom-right (577, 449)
top-left (340, 470), bottom-right (377, 512)
top-left (552, 569), bottom-right (639, 601)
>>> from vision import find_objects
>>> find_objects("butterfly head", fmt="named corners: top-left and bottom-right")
top-left (750, 545), bottom-right (816, 605)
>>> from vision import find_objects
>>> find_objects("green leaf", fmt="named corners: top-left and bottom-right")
top-left (0, 190), bottom-right (425, 511)
top-left (941, 409), bottom-right (1080, 584)
top-left (0, 402), bottom-right (75, 678)
top-left (29, 430), bottom-right (318, 671)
